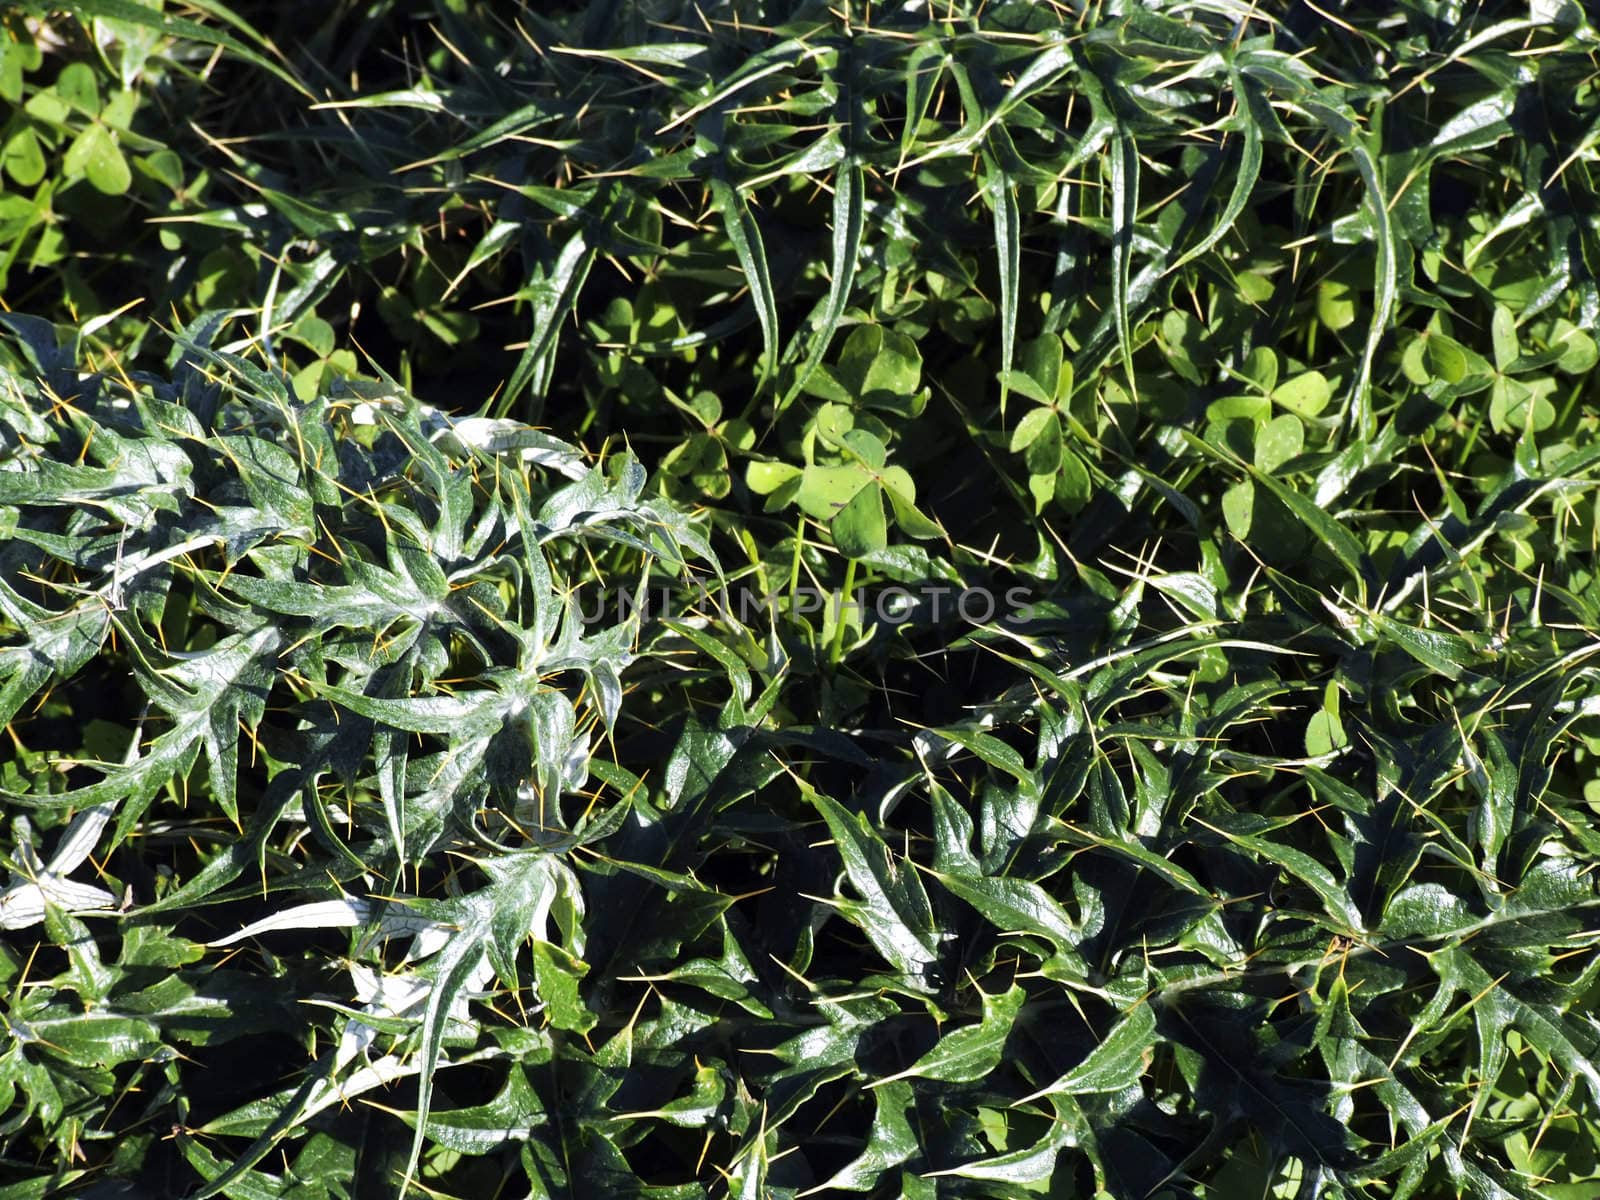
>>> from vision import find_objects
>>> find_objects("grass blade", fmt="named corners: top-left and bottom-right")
top-left (1165, 72), bottom-right (1263, 275)
top-left (987, 159), bottom-right (1020, 416)
top-left (1108, 125), bottom-right (1139, 399)
top-left (710, 176), bottom-right (780, 391)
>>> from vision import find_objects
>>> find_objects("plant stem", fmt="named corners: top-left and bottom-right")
top-left (829, 557), bottom-right (856, 667)
top-left (788, 514), bottom-right (805, 608)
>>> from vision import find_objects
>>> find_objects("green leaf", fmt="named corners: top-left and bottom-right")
top-left (1109, 126), bottom-right (1139, 395)
top-left (875, 983), bottom-right (1024, 1085)
top-left (1248, 465), bottom-right (1370, 594)
top-left (28, 1013), bottom-right (160, 1068)
top-left (829, 478), bottom-right (887, 557)
top-left (1167, 74), bottom-right (1262, 275)
top-left (400, 935), bottom-right (491, 1194)
top-left (55, 62), bottom-right (101, 114)
top-left (1305, 682), bottom-right (1348, 757)
top-left (1317, 277), bottom-right (1358, 331)
top-left (806, 788), bottom-right (939, 977)
top-left (1055, 450), bottom-right (1091, 512)
top-left (1022, 409), bottom-right (1063, 475)
top-left (1016, 1002), bottom-right (1156, 1101)
top-left (882, 471), bottom-right (944, 540)
top-left (1005, 334), bottom-right (1065, 407)
top-left (834, 324), bottom-right (923, 412)
top-left (409, 1067), bottom-right (545, 1155)
top-left (746, 460), bottom-right (802, 495)
top-left (1273, 370), bottom-right (1332, 418)
top-left (14, 0), bottom-right (305, 93)
top-left (929, 866), bottom-right (1079, 957)
top-left (988, 162), bottom-right (1021, 414)
top-left (1551, 319), bottom-right (1598, 374)
top-left (1491, 303), bottom-right (1519, 370)
top-left (1254, 413), bottom-right (1304, 474)
top-left (785, 158), bottom-right (863, 405)
top-left (709, 176), bottom-right (779, 388)
top-left (926, 1096), bottom-right (1081, 1183)
top-left (1204, 821), bottom-right (1363, 931)
top-left (531, 940), bottom-right (595, 1033)
top-left (1370, 613), bottom-right (1481, 681)
top-left (797, 463), bottom-right (869, 520)
top-left (1, 128), bottom-right (45, 188)
top-left (1242, 50), bottom-right (1396, 436)
top-left (1222, 479), bottom-right (1254, 538)
top-left (807, 1081), bottom-right (918, 1192)
top-left (84, 129), bottom-right (132, 195)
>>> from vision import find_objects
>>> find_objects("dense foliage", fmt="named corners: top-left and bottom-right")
top-left (5, 1), bottom-right (1600, 1197)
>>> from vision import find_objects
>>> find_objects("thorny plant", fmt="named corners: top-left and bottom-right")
top-left (4, 1), bottom-right (1600, 1199)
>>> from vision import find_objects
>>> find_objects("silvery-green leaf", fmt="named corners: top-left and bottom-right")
top-left (209, 896), bottom-right (377, 947)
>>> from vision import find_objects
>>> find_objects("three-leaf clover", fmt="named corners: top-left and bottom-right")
top-left (747, 403), bottom-right (942, 557)
top-left (1004, 334), bottom-right (1090, 512)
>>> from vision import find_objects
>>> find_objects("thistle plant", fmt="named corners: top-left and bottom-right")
top-left (5, 1), bottom-right (1600, 1197)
